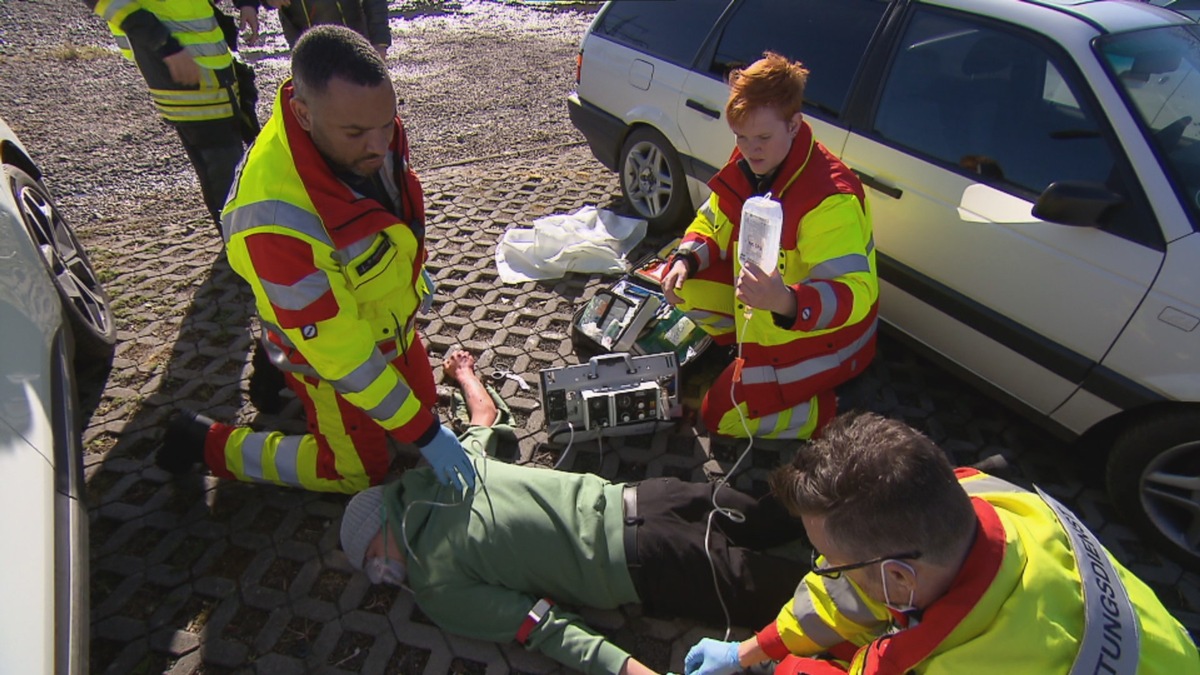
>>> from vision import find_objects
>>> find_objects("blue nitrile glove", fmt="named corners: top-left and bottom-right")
top-left (419, 425), bottom-right (477, 491)
top-left (684, 638), bottom-right (741, 675)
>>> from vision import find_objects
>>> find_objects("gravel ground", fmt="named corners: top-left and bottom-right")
top-left (0, 0), bottom-right (597, 231)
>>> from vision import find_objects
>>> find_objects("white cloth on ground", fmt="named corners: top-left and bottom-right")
top-left (495, 206), bottom-right (647, 283)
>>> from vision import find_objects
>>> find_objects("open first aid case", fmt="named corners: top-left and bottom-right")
top-left (571, 239), bottom-right (712, 366)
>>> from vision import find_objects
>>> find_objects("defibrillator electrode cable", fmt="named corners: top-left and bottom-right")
top-left (552, 422), bottom-right (577, 469)
top-left (400, 453), bottom-right (488, 570)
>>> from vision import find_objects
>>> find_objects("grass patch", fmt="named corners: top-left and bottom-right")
top-left (50, 44), bottom-right (113, 62)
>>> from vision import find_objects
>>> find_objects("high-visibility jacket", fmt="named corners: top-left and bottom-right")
top-left (673, 121), bottom-right (877, 422)
top-left (757, 469), bottom-right (1199, 675)
top-left (222, 80), bottom-right (438, 445)
top-left (91, 0), bottom-right (236, 122)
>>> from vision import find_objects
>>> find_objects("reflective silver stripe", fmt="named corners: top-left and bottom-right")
top-left (865, 235), bottom-right (875, 255)
top-left (741, 364), bottom-right (776, 386)
top-left (330, 353), bottom-right (390, 395)
top-left (810, 253), bottom-right (870, 280)
top-left (775, 349), bottom-right (839, 386)
top-left (240, 432), bottom-right (269, 481)
top-left (333, 233), bottom-right (384, 266)
top-left (810, 280), bottom-right (839, 330)
top-left (365, 382), bottom-right (412, 421)
top-left (150, 88), bottom-right (230, 104)
top-left (260, 326), bottom-right (401, 385)
top-left (791, 586), bottom-right (847, 648)
top-left (155, 104), bottom-right (235, 121)
top-left (260, 270), bottom-right (333, 312)
top-left (776, 319), bottom-right (877, 386)
top-left (98, 0), bottom-right (138, 22)
top-left (160, 16), bottom-right (221, 34)
top-left (113, 34), bottom-right (131, 50)
top-left (274, 436), bottom-right (303, 487)
top-left (678, 239), bottom-right (711, 270)
top-left (224, 200), bottom-right (332, 245)
top-left (181, 41), bottom-right (229, 59)
top-left (259, 326), bottom-right (320, 378)
top-left (812, 574), bottom-right (887, 630)
top-left (757, 411), bottom-right (781, 435)
top-left (1035, 487), bottom-right (1140, 675)
top-left (770, 400), bottom-right (814, 438)
top-left (961, 474), bottom-right (1025, 495)
top-left (684, 309), bottom-right (734, 331)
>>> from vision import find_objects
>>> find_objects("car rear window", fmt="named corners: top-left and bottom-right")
top-left (707, 0), bottom-right (888, 118)
top-left (593, 0), bottom-right (730, 67)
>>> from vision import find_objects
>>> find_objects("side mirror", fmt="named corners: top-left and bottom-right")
top-left (1032, 181), bottom-right (1124, 227)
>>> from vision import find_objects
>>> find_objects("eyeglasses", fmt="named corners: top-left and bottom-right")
top-left (810, 548), bottom-right (922, 578)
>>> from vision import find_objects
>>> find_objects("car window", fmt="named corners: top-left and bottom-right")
top-left (872, 9), bottom-right (1157, 244)
top-left (593, 0), bottom-right (730, 68)
top-left (1098, 25), bottom-right (1200, 233)
top-left (706, 0), bottom-right (888, 118)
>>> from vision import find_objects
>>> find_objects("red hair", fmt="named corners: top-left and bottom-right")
top-left (726, 52), bottom-right (809, 125)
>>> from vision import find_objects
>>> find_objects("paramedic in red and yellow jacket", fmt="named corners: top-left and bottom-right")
top-left (681, 413), bottom-right (1199, 675)
top-left (187, 27), bottom-right (473, 494)
top-left (663, 52), bottom-right (876, 441)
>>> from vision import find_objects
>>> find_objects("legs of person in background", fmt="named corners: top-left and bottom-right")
top-left (175, 119), bottom-right (246, 235)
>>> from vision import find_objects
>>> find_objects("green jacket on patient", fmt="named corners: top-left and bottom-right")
top-left (383, 427), bottom-right (639, 675)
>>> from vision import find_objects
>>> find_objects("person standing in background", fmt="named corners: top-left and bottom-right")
top-left (85, 0), bottom-right (261, 234)
top-left (234, 0), bottom-right (391, 58)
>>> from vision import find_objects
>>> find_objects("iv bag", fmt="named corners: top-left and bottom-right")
top-left (738, 196), bottom-right (782, 271)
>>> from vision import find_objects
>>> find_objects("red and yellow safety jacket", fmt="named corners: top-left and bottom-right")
top-left (757, 469), bottom-right (1199, 675)
top-left (222, 81), bottom-right (437, 445)
top-left (673, 122), bottom-right (877, 414)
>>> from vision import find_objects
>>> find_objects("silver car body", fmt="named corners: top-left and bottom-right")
top-left (0, 116), bottom-right (91, 674)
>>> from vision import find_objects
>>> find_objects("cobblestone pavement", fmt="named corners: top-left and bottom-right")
top-left (80, 141), bottom-right (1198, 675)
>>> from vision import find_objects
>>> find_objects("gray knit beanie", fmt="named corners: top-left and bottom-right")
top-left (340, 485), bottom-right (386, 571)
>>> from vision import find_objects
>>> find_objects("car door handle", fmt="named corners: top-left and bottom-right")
top-left (686, 99), bottom-right (721, 119)
top-left (853, 170), bottom-right (903, 200)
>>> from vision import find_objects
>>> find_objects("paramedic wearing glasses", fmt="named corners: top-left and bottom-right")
top-left (682, 412), bottom-right (1197, 675)
top-left (661, 52), bottom-right (876, 441)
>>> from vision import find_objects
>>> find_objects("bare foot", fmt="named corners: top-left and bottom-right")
top-left (443, 349), bottom-right (497, 428)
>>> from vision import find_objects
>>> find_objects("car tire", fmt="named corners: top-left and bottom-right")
top-left (619, 127), bottom-right (693, 233)
top-left (1106, 409), bottom-right (1200, 571)
top-left (7, 164), bottom-right (116, 362)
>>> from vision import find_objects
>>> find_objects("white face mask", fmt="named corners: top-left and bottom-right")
top-left (879, 559), bottom-right (918, 613)
top-left (364, 500), bottom-right (405, 586)
top-left (365, 556), bottom-right (407, 586)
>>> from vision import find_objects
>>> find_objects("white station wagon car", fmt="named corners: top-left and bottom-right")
top-left (0, 115), bottom-right (116, 673)
top-left (569, 0), bottom-right (1200, 569)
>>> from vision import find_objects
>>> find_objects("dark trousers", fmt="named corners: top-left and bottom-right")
top-left (175, 121), bottom-right (245, 230)
top-left (629, 477), bottom-right (809, 629)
